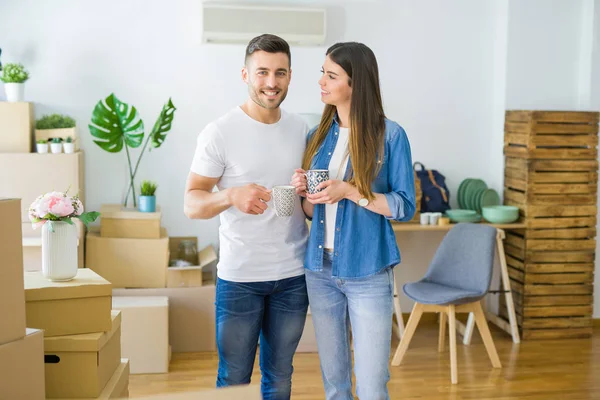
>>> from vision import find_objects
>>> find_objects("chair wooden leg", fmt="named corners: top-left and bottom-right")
top-left (473, 301), bottom-right (502, 368)
top-left (448, 305), bottom-right (458, 384)
top-left (391, 302), bottom-right (424, 366)
top-left (463, 312), bottom-right (475, 345)
top-left (438, 311), bottom-right (447, 352)
top-left (393, 294), bottom-right (405, 339)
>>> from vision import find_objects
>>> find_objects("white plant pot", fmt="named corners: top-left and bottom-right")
top-left (36, 143), bottom-right (49, 154)
top-left (42, 221), bottom-right (78, 281)
top-left (4, 83), bottom-right (25, 102)
top-left (50, 143), bottom-right (63, 154)
top-left (63, 142), bottom-right (75, 154)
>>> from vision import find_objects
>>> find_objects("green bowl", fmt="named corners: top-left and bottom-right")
top-left (446, 209), bottom-right (480, 223)
top-left (482, 206), bottom-right (519, 223)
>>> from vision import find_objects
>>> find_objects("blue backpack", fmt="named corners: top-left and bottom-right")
top-left (413, 162), bottom-right (451, 213)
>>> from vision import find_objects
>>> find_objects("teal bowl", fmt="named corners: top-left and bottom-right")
top-left (445, 209), bottom-right (480, 223)
top-left (446, 209), bottom-right (476, 218)
top-left (482, 205), bottom-right (519, 223)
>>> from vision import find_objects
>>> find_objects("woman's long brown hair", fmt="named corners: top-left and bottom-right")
top-left (302, 42), bottom-right (386, 201)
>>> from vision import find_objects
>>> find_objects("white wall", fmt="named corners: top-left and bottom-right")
top-left (505, 0), bottom-right (585, 110)
top-left (1, 0), bottom-right (599, 316)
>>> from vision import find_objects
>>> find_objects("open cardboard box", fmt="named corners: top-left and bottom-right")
top-left (167, 237), bottom-right (217, 288)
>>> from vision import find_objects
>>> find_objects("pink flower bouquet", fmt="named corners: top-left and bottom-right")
top-left (29, 191), bottom-right (99, 231)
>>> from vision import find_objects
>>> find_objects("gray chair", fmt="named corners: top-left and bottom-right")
top-left (391, 223), bottom-right (502, 384)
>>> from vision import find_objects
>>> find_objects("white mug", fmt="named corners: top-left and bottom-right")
top-left (429, 212), bottom-right (442, 225)
top-left (420, 212), bottom-right (431, 225)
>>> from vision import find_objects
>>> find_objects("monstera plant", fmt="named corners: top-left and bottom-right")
top-left (89, 93), bottom-right (176, 207)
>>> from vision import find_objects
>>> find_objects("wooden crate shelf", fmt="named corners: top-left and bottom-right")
top-left (499, 110), bottom-right (598, 340)
top-left (504, 111), bottom-right (600, 160)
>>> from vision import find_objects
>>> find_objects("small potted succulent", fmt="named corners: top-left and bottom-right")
top-left (49, 137), bottom-right (63, 154)
top-left (35, 114), bottom-right (77, 150)
top-left (63, 136), bottom-right (75, 154)
top-left (1, 63), bottom-right (29, 102)
top-left (139, 180), bottom-right (157, 213)
top-left (36, 139), bottom-right (48, 154)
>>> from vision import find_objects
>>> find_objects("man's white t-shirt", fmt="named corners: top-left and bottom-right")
top-left (190, 106), bottom-right (309, 283)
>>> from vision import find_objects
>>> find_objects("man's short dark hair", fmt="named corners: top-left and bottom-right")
top-left (245, 34), bottom-right (291, 66)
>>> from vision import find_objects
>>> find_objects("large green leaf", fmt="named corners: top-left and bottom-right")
top-left (88, 93), bottom-right (144, 153)
top-left (149, 98), bottom-right (176, 150)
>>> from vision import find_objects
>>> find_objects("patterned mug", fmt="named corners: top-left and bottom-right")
top-left (305, 170), bottom-right (329, 195)
top-left (273, 185), bottom-right (296, 217)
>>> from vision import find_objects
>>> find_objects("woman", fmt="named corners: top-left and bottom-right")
top-left (291, 42), bottom-right (416, 400)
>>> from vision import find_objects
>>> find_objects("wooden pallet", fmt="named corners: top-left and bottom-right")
top-left (501, 227), bottom-right (594, 340)
top-left (499, 295), bottom-right (593, 340)
top-left (504, 111), bottom-right (599, 160)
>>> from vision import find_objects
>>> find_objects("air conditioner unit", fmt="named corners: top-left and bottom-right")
top-left (202, 3), bottom-right (327, 46)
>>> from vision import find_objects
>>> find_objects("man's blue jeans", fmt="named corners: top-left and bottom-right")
top-left (215, 275), bottom-right (309, 400)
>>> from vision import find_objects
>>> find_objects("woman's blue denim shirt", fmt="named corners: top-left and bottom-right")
top-left (304, 117), bottom-right (416, 278)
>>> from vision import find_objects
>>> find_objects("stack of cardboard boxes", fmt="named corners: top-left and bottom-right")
top-left (86, 206), bottom-right (218, 373)
top-left (0, 102), bottom-right (85, 271)
top-left (0, 198), bottom-right (45, 399)
top-left (24, 265), bottom-right (130, 399)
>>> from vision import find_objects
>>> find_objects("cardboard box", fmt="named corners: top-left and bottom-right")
top-left (0, 328), bottom-right (46, 399)
top-left (0, 151), bottom-right (84, 222)
top-left (51, 358), bottom-right (130, 400)
top-left (113, 285), bottom-right (215, 352)
top-left (35, 127), bottom-right (80, 150)
top-left (100, 204), bottom-right (161, 239)
top-left (25, 268), bottom-right (112, 336)
top-left (44, 311), bottom-right (122, 398)
top-left (134, 385), bottom-right (261, 399)
top-left (0, 198), bottom-right (26, 345)
top-left (167, 238), bottom-right (217, 288)
top-left (0, 102), bottom-right (34, 152)
top-left (86, 228), bottom-right (169, 288)
top-left (112, 296), bottom-right (169, 374)
top-left (22, 220), bottom-right (86, 271)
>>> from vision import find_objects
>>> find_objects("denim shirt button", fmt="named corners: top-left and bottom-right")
top-left (318, 245), bottom-right (322, 249)
top-left (320, 220), bottom-right (324, 223)
top-left (328, 152), bottom-right (332, 156)
top-left (335, 252), bottom-right (339, 256)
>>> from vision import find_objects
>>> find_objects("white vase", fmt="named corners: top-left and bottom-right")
top-left (42, 221), bottom-right (78, 281)
top-left (50, 143), bottom-right (63, 154)
top-left (4, 83), bottom-right (25, 102)
top-left (63, 142), bottom-right (75, 154)
top-left (36, 143), bottom-right (49, 154)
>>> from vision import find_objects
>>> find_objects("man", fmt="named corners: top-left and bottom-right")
top-left (184, 34), bottom-right (309, 400)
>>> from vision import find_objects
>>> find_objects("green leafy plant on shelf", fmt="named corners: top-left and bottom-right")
top-left (88, 93), bottom-right (176, 207)
top-left (36, 114), bottom-right (76, 129)
top-left (0, 63), bottom-right (29, 83)
top-left (140, 180), bottom-right (158, 196)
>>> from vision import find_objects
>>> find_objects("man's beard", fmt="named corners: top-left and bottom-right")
top-left (249, 85), bottom-right (288, 110)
